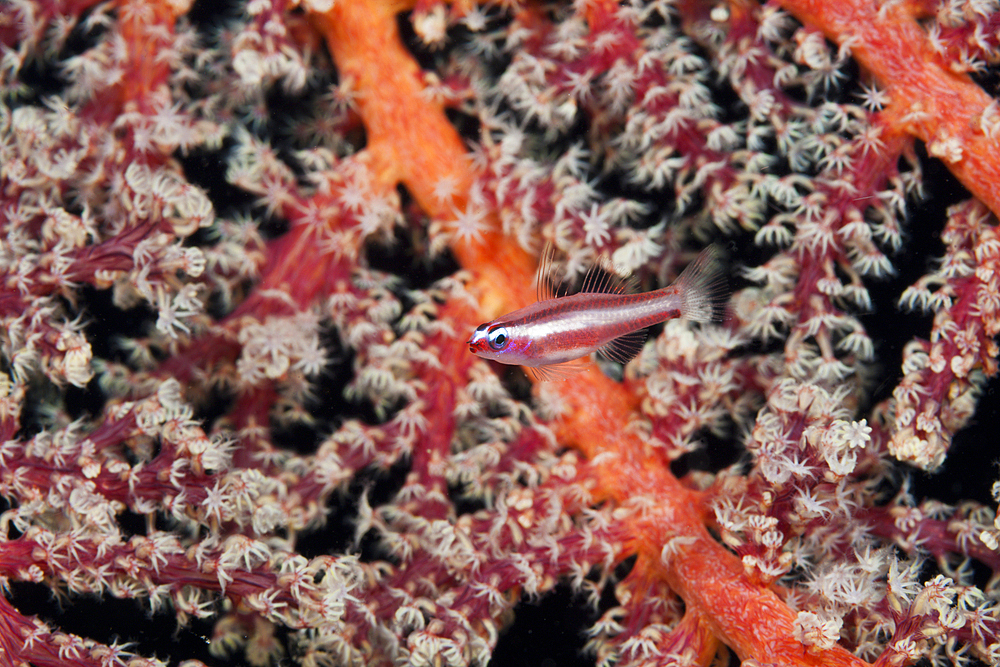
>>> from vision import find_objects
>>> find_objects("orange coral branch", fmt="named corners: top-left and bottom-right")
top-left (307, 2), bottom-right (872, 665)
top-left (552, 368), bottom-right (869, 666)
top-left (778, 0), bottom-right (1000, 216)
top-left (311, 1), bottom-right (538, 314)
top-left (311, 0), bottom-right (469, 209)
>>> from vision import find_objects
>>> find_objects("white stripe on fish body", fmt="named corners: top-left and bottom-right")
top-left (520, 291), bottom-right (683, 333)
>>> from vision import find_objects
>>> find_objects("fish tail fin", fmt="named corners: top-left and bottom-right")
top-left (676, 246), bottom-right (728, 323)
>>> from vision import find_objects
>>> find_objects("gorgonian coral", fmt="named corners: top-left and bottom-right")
top-left (1, 0), bottom-right (999, 666)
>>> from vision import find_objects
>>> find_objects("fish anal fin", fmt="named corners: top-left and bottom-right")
top-left (527, 358), bottom-right (591, 381)
top-left (599, 329), bottom-right (648, 365)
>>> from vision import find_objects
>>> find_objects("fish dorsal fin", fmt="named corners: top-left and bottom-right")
top-left (536, 241), bottom-right (558, 302)
top-left (537, 244), bottom-right (638, 301)
top-left (579, 255), bottom-right (638, 295)
top-left (599, 329), bottom-right (648, 365)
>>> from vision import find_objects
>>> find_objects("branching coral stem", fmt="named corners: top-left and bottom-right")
top-left (309, 1), bottom-right (538, 314)
top-left (307, 1), bottom-right (872, 664)
top-left (552, 368), bottom-right (869, 666)
top-left (779, 0), bottom-right (1000, 216)
top-left (310, 0), bottom-right (469, 212)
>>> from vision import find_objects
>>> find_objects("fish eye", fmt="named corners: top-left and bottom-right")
top-left (487, 326), bottom-right (509, 351)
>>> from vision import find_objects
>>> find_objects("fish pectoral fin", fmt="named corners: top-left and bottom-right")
top-left (527, 358), bottom-right (591, 381)
top-left (598, 329), bottom-right (648, 365)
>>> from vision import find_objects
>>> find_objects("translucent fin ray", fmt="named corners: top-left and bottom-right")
top-left (535, 241), bottom-right (557, 302)
top-left (579, 256), bottom-right (637, 295)
top-left (675, 246), bottom-right (728, 323)
top-left (527, 359), bottom-right (590, 381)
top-left (599, 329), bottom-right (648, 365)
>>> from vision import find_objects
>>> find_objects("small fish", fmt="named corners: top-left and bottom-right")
top-left (467, 245), bottom-right (727, 380)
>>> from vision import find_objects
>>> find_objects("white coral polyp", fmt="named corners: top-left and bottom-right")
top-left (237, 312), bottom-right (325, 385)
top-left (55, 331), bottom-right (94, 387)
top-left (794, 611), bottom-right (843, 652)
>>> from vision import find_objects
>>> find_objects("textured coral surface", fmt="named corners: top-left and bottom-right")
top-left (2, 0), bottom-right (1000, 666)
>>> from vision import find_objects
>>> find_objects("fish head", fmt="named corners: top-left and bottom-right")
top-left (467, 321), bottom-right (514, 362)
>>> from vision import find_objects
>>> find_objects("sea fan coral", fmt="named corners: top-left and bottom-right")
top-left (1, 0), bottom-right (999, 666)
